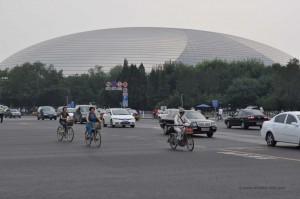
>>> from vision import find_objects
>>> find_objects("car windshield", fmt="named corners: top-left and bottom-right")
top-left (185, 111), bottom-right (206, 120)
top-left (10, 109), bottom-right (18, 112)
top-left (112, 109), bottom-right (130, 115)
top-left (243, 109), bottom-right (264, 116)
top-left (297, 115), bottom-right (300, 121)
top-left (127, 109), bottom-right (138, 114)
top-left (43, 107), bottom-right (55, 112)
top-left (80, 106), bottom-right (90, 112)
top-left (67, 108), bottom-right (75, 112)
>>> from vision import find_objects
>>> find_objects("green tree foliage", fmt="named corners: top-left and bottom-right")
top-left (0, 58), bottom-right (299, 111)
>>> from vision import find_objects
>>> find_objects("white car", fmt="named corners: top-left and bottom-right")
top-left (103, 108), bottom-right (135, 128)
top-left (158, 109), bottom-right (176, 121)
top-left (261, 111), bottom-right (300, 146)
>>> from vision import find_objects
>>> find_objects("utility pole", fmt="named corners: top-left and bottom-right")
top-left (181, 94), bottom-right (184, 108)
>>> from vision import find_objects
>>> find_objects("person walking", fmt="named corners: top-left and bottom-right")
top-left (0, 105), bottom-right (4, 123)
top-left (217, 107), bottom-right (223, 121)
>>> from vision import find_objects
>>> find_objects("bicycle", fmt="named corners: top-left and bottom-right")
top-left (57, 122), bottom-right (74, 142)
top-left (85, 122), bottom-right (101, 147)
top-left (168, 125), bottom-right (194, 151)
top-left (217, 113), bottom-right (223, 122)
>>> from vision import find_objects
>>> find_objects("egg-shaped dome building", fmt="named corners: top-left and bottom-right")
top-left (0, 27), bottom-right (293, 75)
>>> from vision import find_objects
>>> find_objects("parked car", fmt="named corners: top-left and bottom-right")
top-left (4, 108), bottom-right (10, 118)
top-left (158, 109), bottom-right (176, 122)
top-left (224, 109), bottom-right (268, 129)
top-left (160, 109), bottom-right (217, 137)
top-left (37, 106), bottom-right (57, 120)
top-left (103, 108), bottom-right (135, 128)
top-left (57, 106), bottom-right (75, 118)
top-left (97, 108), bottom-right (106, 114)
top-left (4, 108), bottom-right (21, 118)
top-left (74, 105), bottom-right (98, 124)
top-left (67, 108), bottom-right (75, 118)
top-left (261, 112), bottom-right (300, 147)
top-left (127, 108), bottom-right (140, 121)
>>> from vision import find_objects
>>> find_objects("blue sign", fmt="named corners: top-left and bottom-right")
top-left (212, 100), bottom-right (218, 108)
top-left (123, 95), bottom-right (128, 101)
top-left (71, 101), bottom-right (75, 108)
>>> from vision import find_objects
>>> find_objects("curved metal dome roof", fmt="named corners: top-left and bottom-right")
top-left (0, 27), bottom-right (292, 75)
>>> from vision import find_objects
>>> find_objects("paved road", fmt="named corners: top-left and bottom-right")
top-left (0, 117), bottom-right (300, 199)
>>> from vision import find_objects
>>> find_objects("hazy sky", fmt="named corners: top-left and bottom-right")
top-left (0, 0), bottom-right (299, 62)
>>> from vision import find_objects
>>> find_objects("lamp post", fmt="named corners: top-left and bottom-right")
top-left (181, 94), bottom-right (184, 108)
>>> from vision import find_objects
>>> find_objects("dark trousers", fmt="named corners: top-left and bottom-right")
top-left (0, 114), bottom-right (3, 123)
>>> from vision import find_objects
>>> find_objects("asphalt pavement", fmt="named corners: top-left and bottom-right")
top-left (0, 116), bottom-right (300, 199)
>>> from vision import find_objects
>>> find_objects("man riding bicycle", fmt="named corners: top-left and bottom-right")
top-left (59, 107), bottom-right (69, 133)
top-left (174, 107), bottom-right (191, 143)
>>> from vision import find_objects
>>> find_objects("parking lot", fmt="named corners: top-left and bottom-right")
top-left (1, 117), bottom-right (300, 199)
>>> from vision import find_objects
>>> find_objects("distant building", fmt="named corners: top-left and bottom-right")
top-left (0, 27), bottom-right (293, 76)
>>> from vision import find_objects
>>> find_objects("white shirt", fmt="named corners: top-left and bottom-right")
top-left (218, 108), bottom-right (223, 115)
top-left (174, 114), bottom-right (191, 126)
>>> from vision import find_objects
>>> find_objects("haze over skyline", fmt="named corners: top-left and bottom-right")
top-left (0, 0), bottom-right (299, 64)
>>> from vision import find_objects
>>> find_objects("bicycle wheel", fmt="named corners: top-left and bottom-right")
top-left (67, 127), bottom-right (74, 142)
top-left (57, 126), bottom-right (63, 141)
top-left (186, 136), bottom-right (194, 151)
top-left (94, 130), bottom-right (101, 148)
top-left (169, 134), bottom-right (177, 149)
top-left (85, 131), bottom-right (92, 146)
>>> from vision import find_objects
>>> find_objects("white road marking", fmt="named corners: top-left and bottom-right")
top-left (218, 151), bottom-right (277, 160)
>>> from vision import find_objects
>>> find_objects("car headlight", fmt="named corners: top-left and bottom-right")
top-left (211, 122), bottom-right (216, 126)
top-left (44, 113), bottom-right (48, 115)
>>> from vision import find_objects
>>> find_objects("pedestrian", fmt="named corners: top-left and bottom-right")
top-left (0, 105), bottom-right (4, 123)
top-left (217, 107), bottom-right (223, 121)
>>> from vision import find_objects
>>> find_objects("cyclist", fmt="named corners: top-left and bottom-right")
top-left (59, 107), bottom-right (69, 133)
top-left (174, 107), bottom-right (191, 142)
top-left (86, 107), bottom-right (101, 139)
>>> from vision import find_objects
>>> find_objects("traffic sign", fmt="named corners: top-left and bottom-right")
top-left (123, 82), bottom-right (128, 88)
top-left (106, 81), bottom-right (111, 87)
top-left (123, 88), bottom-right (128, 93)
top-left (212, 100), bottom-right (218, 108)
top-left (123, 95), bottom-right (128, 100)
top-left (117, 81), bottom-right (123, 87)
top-left (111, 81), bottom-right (117, 87)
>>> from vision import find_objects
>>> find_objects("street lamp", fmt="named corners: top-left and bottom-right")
top-left (181, 94), bottom-right (184, 108)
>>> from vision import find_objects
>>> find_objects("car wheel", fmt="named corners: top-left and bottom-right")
top-left (130, 125), bottom-right (135, 128)
top-left (54, 117), bottom-right (57, 120)
top-left (163, 125), bottom-right (169, 135)
top-left (226, 121), bottom-right (231, 128)
top-left (206, 132), bottom-right (213, 138)
top-left (110, 120), bottom-right (115, 128)
top-left (122, 125), bottom-right (126, 128)
top-left (241, 122), bottom-right (248, 129)
top-left (50, 118), bottom-right (52, 120)
top-left (37, 116), bottom-right (40, 120)
top-left (103, 119), bottom-right (107, 127)
top-left (42, 117), bottom-right (44, 120)
top-left (80, 118), bottom-right (83, 124)
top-left (19, 116), bottom-right (21, 118)
top-left (266, 132), bottom-right (276, 147)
